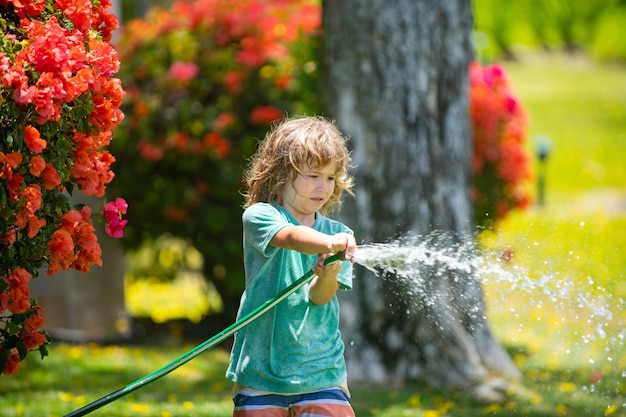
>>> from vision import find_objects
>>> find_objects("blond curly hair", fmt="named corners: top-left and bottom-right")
top-left (242, 116), bottom-right (354, 216)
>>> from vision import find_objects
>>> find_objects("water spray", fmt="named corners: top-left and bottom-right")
top-left (63, 252), bottom-right (348, 417)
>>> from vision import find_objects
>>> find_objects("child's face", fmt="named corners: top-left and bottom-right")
top-left (280, 162), bottom-right (338, 224)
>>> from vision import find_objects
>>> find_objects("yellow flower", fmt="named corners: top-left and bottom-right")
top-left (408, 394), bottom-right (422, 408)
top-left (129, 403), bottom-right (150, 413)
top-left (557, 382), bottom-right (576, 393)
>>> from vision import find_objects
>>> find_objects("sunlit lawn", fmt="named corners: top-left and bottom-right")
top-left (2, 337), bottom-right (624, 417)
top-left (2, 53), bottom-right (626, 416)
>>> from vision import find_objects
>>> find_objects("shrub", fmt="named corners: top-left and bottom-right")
top-left (470, 61), bottom-right (533, 229)
top-left (0, 0), bottom-right (127, 375)
top-left (109, 0), bottom-right (321, 310)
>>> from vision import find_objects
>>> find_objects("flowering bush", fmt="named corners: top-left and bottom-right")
top-left (108, 0), bottom-right (321, 316)
top-left (470, 61), bottom-right (533, 229)
top-left (1, 0), bottom-right (127, 375)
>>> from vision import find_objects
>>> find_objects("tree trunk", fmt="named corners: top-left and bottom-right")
top-left (322, 0), bottom-right (520, 394)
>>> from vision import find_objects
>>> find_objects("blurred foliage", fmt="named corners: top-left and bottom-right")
top-left (108, 0), bottom-right (322, 319)
top-left (474, 0), bottom-right (626, 62)
top-left (124, 235), bottom-right (223, 323)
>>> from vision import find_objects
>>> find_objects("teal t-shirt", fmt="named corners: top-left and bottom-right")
top-left (226, 202), bottom-right (353, 394)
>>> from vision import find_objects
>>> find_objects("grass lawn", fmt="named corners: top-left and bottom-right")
top-left (2, 53), bottom-right (625, 416)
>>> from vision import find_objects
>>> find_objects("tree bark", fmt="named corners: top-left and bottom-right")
top-left (322, 0), bottom-right (520, 393)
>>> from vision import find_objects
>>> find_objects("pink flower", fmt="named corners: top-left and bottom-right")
top-left (103, 198), bottom-right (128, 238)
top-left (168, 61), bottom-right (199, 83)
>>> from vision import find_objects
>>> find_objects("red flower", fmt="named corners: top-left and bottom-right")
top-left (137, 140), bottom-right (164, 161)
top-left (250, 105), bottom-right (284, 125)
top-left (223, 71), bottom-right (244, 93)
top-left (3, 0), bottom-right (45, 18)
top-left (202, 131), bottom-right (231, 158)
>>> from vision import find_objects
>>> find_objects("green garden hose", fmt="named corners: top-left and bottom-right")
top-left (64, 252), bottom-right (347, 417)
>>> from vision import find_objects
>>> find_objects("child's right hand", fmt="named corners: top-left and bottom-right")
top-left (327, 233), bottom-right (357, 261)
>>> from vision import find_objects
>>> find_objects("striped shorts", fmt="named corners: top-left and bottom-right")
top-left (232, 387), bottom-right (355, 417)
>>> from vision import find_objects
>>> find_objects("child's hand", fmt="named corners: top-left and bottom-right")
top-left (313, 253), bottom-right (341, 280)
top-left (326, 232), bottom-right (357, 261)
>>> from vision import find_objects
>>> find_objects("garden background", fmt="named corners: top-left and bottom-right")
top-left (1, 0), bottom-right (625, 416)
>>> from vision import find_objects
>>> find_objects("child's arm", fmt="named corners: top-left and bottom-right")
top-left (271, 225), bottom-right (356, 305)
top-left (270, 225), bottom-right (356, 259)
top-left (309, 258), bottom-right (342, 305)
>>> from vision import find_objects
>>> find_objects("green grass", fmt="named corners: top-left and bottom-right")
top-left (2, 53), bottom-right (626, 417)
top-left (503, 53), bottom-right (626, 196)
top-left (2, 340), bottom-right (623, 417)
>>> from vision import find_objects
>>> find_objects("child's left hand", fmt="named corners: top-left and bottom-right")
top-left (313, 253), bottom-right (341, 280)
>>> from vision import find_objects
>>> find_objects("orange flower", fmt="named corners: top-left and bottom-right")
top-left (47, 229), bottom-right (75, 273)
top-left (21, 331), bottom-right (47, 350)
top-left (0, 226), bottom-right (17, 246)
top-left (213, 112), bottom-right (235, 131)
top-left (42, 163), bottom-right (62, 190)
top-left (9, 284), bottom-right (31, 313)
top-left (24, 125), bottom-right (47, 153)
top-left (2, 152), bottom-right (23, 169)
top-left (21, 184), bottom-right (43, 215)
top-left (24, 306), bottom-right (45, 333)
top-left (1, 350), bottom-right (20, 375)
top-left (26, 215), bottom-right (46, 238)
top-left (29, 155), bottom-right (46, 176)
top-left (71, 149), bottom-right (115, 196)
top-left (4, 267), bottom-right (32, 287)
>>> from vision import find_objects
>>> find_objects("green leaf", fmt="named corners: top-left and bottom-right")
top-left (16, 341), bottom-right (27, 360)
top-left (0, 349), bottom-right (7, 373)
top-left (38, 337), bottom-right (50, 360)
